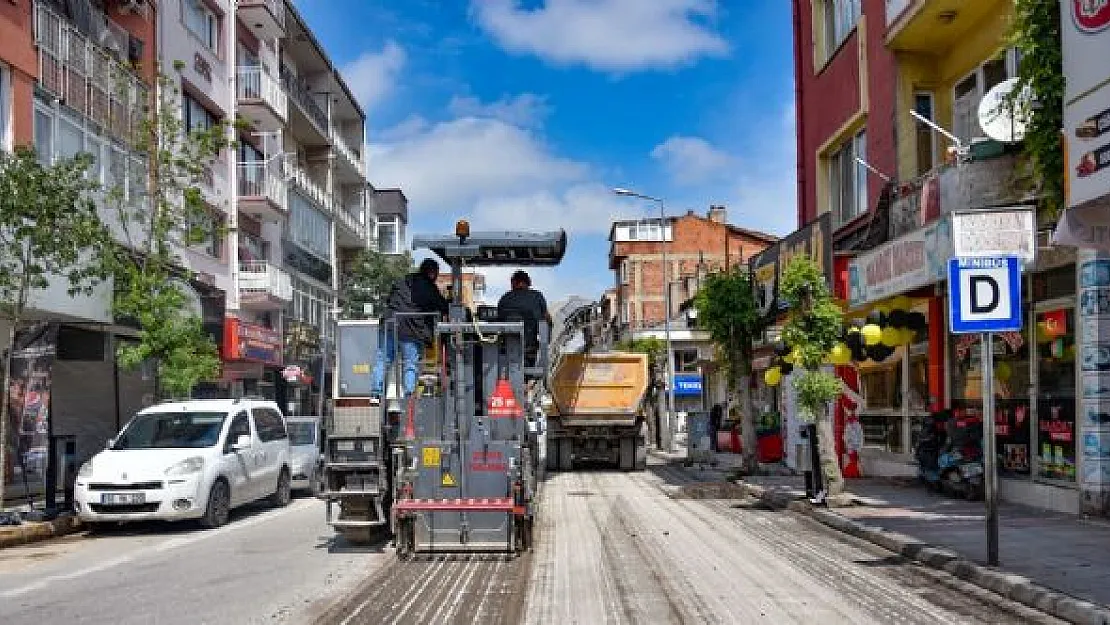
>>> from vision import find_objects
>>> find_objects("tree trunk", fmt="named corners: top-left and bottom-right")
top-left (0, 323), bottom-right (16, 509)
top-left (738, 375), bottom-right (758, 472)
top-left (816, 405), bottom-right (845, 496)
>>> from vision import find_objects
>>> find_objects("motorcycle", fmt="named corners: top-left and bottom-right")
top-left (938, 415), bottom-right (984, 501)
top-left (915, 410), bottom-right (950, 492)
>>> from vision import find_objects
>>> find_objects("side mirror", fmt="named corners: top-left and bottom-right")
top-left (232, 434), bottom-right (253, 451)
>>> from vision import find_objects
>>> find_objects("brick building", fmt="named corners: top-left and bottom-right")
top-left (435, 271), bottom-right (486, 310)
top-left (609, 206), bottom-right (777, 335)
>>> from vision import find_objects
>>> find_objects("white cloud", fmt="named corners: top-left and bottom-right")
top-left (469, 183), bottom-right (638, 234)
top-left (341, 41), bottom-right (406, 112)
top-left (471, 0), bottom-right (729, 73)
top-left (366, 116), bottom-right (587, 211)
top-left (447, 93), bottom-right (552, 128)
top-left (721, 104), bottom-right (798, 236)
top-left (651, 135), bottom-right (737, 185)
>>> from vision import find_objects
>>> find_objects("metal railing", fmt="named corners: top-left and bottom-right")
top-left (238, 0), bottom-right (286, 29)
top-left (237, 161), bottom-right (286, 207)
top-left (336, 203), bottom-right (367, 240)
top-left (237, 67), bottom-right (288, 121)
top-left (331, 128), bottom-right (362, 171)
top-left (287, 162), bottom-right (337, 213)
top-left (239, 261), bottom-right (294, 302)
top-left (280, 65), bottom-right (329, 133)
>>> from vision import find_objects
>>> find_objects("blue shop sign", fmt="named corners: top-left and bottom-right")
top-left (673, 374), bottom-right (703, 397)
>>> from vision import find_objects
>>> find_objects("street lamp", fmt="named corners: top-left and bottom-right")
top-left (613, 187), bottom-right (676, 453)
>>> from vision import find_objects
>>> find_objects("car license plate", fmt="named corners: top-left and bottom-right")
top-left (101, 492), bottom-right (145, 505)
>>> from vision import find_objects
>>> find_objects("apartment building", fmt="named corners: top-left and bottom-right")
top-left (435, 271), bottom-right (486, 310)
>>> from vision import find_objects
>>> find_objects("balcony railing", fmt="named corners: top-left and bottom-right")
top-left (237, 67), bottom-right (287, 120)
top-left (239, 261), bottom-right (293, 302)
top-left (337, 204), bottom-right (366, 240)
top-left (279, 65), bottom-right (329, 133)
top-left (287, 163), bottom-right (337, 213)
top-left (34, 0), bottom-right (147, 146)
top-left (331, 128), bottom-right (362, 172)
top-left (237, 161), bottom-right (286, 207)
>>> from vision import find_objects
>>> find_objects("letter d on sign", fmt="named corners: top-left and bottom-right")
top-left (970, 276), bottom-right (1000, 313)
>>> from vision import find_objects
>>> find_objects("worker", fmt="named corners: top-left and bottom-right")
top-left (497, 270), bottom-right (552, 365)
top-left (709, 403), bottom-right (723, 453)
top-left (370, 258), bottom-right (449, 402)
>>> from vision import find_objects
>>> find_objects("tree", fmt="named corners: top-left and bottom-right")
top-left (1010, 0), bottom-right (1064, 218)
top-left (0, 147), bottom-right (108, 506)
top-left (779, 255), bottom-right (845, 497)
top-left (693, 266), bottom-right (764, 471)
top-left (340, 247), bottom-right (413, 319)
top-left (616, 337), bottom-right (666, 447)
top-left (100, 62), bottom-right (235, 399)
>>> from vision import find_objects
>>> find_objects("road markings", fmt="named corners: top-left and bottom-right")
top-left (0, 499), bottom-right (311, 600)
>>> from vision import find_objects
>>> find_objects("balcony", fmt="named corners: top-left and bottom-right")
top-left (237, 161), bottom-right (287, 223)
top-left (237, 0), bottom-right (286, 41)
top-left (886, 0), bottom-right (1005, 52)
top-left (239, 262), bottom-right (293, 308)
top-left (331, 127), bottom-right (362, 177)
top-left (888, 150), bottom-right (1035, 239)
top-left (237, 67), bottom-right (286, 130)
top-left (336, 203), bottom-right (367, 247)
top-left (280, 65), bottom-right (330, 142)
top-left (287, 163), bottom-right (337, 214)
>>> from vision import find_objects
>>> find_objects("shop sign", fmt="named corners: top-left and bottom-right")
top-left (951, 208), bottom-right (1036, 262)
top-left (220, 361), bottom-right (264, 381)
top-left (848, 215), bottom-right (953, 308)
top-left (224, 318), bottom-right (283, 367)
top-left (1060, 0), bottom-right (1110, 214)
top-left (749, 212), bottom-right (832, 316)
top-left (673, 374), bottom-right (703, 397)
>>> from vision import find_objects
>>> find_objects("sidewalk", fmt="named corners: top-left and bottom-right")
top-left (0, 513), bottom-right (81, 549)
top-left (740, 473), bottom-right (1110, 623)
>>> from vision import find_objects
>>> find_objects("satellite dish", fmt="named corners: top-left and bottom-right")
top-left (978, 77), bottom-right (1032, 143)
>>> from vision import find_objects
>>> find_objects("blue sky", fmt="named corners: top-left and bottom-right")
top-left (293, 0), bottom-right (797, 303)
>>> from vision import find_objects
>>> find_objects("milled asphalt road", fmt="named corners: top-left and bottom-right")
top-left (0, 495), bottom-right (388, 625)
top-left (0, 459), bottom-right (1073, 624)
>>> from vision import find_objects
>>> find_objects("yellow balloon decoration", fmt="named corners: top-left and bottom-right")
top-left (829, 343), bottom-right (852, 365)
top-left (891, 295), bottom-right (912, 312)
top-left (995, 361), bottom-right (1012, 381)
top-left (861, 324), bottom-right (882, 346)
top-left (900, 328), bottom-right (917, 345)
top-left (764, 366), bottom-right (782, 387)
top-left (881, 326), bottom-right (901, 347)
top-left (875, 302), bottom-right (892, 315)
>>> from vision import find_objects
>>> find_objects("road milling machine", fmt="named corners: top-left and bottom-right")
top-left (325, 220), bottom-right (566, 555)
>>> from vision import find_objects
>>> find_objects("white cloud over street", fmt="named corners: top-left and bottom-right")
top-left (651, 135), bottom-right (738, 186)
top-left (471, 0), bottom-right (729, 73)
top-left (340, 41), bottom-right (407, 113)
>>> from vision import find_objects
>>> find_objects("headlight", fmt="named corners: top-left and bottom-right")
top-left (78, 461), bottom-right (94, 478)
top-left (165, 457), bottom-right (205, 476)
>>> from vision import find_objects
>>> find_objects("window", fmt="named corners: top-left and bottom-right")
top-left (184, 0), bottom-right (218, 50)
top-left (189, 209), bottom-right (223, 258)
top-left (225, 412), bottom-right (251, 452)
top-left (953, 49), bottom-right (1021, 142)
top-left (823, 0), bottom-right (861, 61)
top-left (34, 104), bottom-right (53, 164)
top-left (914, 92), bottom-right (937, 176)
top-left (675, 349), bottom-right (700, 373)
top-left (376, 217), bottom-right (400, 254)
top-left (252, 408), bottom-right (287, 442)
top-left (1035, 307), bottom-right (1075, 482)
top-left (183, 93), bottom-right (217, 134)
top-left (290, 190), bottom-right (332, 259)
top-left (33, 97), bottom-right (138, 197)
top-left (828, 129), bottom-right (868, 225)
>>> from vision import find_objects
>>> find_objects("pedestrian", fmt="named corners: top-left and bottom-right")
top-left (709, 403), bottom-right (723, 453)
top-left (370, 258), bottom-right (450, 402)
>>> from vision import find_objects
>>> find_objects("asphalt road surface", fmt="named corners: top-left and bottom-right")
top-left (0, 460), bottom-right (1068, 625)
top-left (0, 495), bottom-right (386, 625)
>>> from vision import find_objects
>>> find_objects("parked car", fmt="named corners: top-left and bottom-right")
top-left (285, 416), bottom-right (323, 495)
top-left (74, 398), bottom-right (292, 529)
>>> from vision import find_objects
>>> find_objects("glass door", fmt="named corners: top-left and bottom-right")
top-left (1033, 302), bottom-right (1077, 483)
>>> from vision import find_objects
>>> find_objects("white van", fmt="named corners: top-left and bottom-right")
top-left (75, 398), bottom-right (292, 529)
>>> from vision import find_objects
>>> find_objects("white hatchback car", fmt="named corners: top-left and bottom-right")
top-left (75, 398), bottom-right (292, 529)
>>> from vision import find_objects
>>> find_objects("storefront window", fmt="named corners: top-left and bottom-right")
top-left (1035, 307), bottom-right (1076, 482)
top-left (951, 331), bottom-right (1032, 477)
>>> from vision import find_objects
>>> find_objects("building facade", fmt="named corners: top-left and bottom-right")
top-left (435, 271), bottom-right (486, 311)
top-left (793, 0), bottom-right (1087, 514)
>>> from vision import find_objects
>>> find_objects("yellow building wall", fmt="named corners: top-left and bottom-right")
top-left (892, 0), bottom-right (1014, 179)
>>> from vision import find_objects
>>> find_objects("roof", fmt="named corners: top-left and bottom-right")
top-left (607, 212), bottom-right (780, 244)
top-left (283, 0), bottom-right (366, 121)
top-left (139, 398), bottom-right (280, 414)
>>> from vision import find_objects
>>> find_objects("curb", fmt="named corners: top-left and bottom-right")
top-left (736, 481), bottom-right (1110, 625)
top-left (0, 514), bottom-right (82, 550)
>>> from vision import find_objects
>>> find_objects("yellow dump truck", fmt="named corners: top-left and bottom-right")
top-left (545, 351), bottom-right (649, 471)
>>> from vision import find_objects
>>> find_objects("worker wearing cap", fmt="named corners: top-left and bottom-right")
top-left (371, 258), bottom-right (449, 401)
top-left (497, 271), bottom-right (552, 366)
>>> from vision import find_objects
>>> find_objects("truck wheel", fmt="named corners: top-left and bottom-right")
top-left (546, 439), bottom-right (560, 472)
top-left (558, 440), bottom-right (574, 472)
top-left (634, 439), bottom-right (647, 471)
top-left (619, 437), bottom-right (635, 471)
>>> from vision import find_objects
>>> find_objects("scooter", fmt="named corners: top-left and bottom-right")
top-left (938, 416), bottom-right (984, 501)
top-left (915, 410), bottom-right (950, 492)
